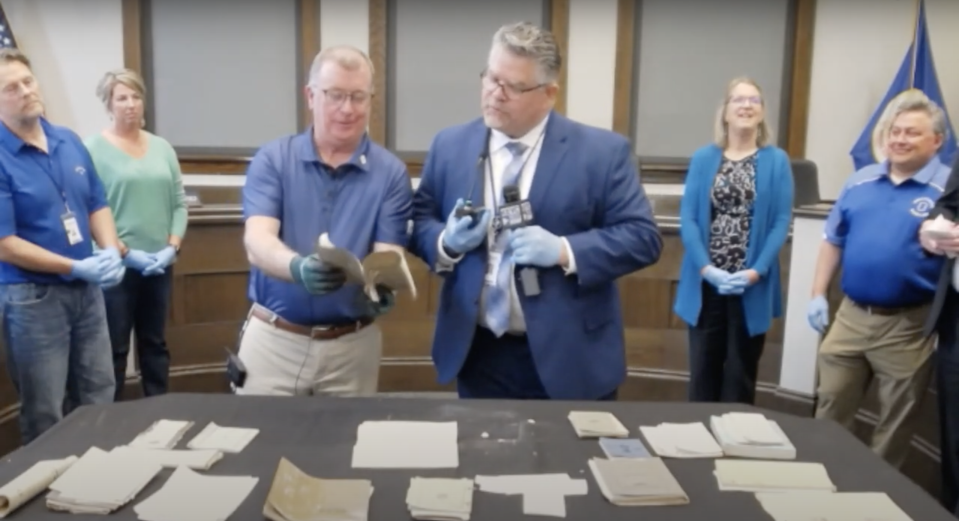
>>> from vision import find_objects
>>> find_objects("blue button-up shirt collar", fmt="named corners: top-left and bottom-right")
top-left (294, 126), bottom-right (372, 173)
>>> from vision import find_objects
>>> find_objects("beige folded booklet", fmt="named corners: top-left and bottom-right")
top-left (315, 233), bottom-right (417, 301)
top-left (264, 457), bottom-right (373, 521)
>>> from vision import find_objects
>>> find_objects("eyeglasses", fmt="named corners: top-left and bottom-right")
top-left (322, 89), bottom-right (372, 106)
top-left (480, 69), bottom-right (544, 99)
top-left (729, 95), bottom-right (762, 106)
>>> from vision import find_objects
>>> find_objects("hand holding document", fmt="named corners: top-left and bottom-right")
top-left (315, 233), bottom-right (417, 302)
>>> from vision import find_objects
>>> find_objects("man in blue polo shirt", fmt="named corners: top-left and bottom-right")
top-left (0, 48), bottom-right (125, 445)
top-left (238, 45), bottom-right (412, 397)
top-left (806, 90), bottom-right (950, 469)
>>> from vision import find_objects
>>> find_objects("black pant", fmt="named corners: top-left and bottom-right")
top-left (687, 282), bottom-right (766, 404)
top-left (103, 268), bottom-right (173, 400)
top-left (936, 289), bottom-right (959, 516)
top-left (457, 326), bottom-right (618, 400)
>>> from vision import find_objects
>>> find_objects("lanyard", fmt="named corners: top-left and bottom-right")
top-left (31, 154), bottom-right (70, 212)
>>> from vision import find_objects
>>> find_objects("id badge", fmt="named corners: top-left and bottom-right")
top-left (485, 250), bottom-right (502, 286)
top-left (61, 212), bottom-right (82, 245)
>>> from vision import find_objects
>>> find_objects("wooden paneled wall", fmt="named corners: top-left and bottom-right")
top-left (0, 196), bottom-right (943, 497)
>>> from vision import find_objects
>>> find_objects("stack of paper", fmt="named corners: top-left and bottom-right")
top-left (568, 411), bottom-right (629, 438)
top-left (134, 466), bottom-right (258, 521)
top-left (46, 447), bottom-right (162, 514)
top-left (475, 474), bottom-right (587, 517)
top-left (263, 457), bottom-right (373, 521)
top-left (714, 460), bottom-right (836, 493)
top-left (755, 491), bottom-right (912, 521)
top-left (351, 421), bottom-right (458, 468)
top-left (110, 446), bottom-right (223, 470)
top-left (406, 477), bottom-right (474, 521)
top-left (709, 412), bottom-right (796, 460)
top-left (587, 457), bottom-right (689, 506)
top-left (0, 455), bottom-right (78, 518)
top-left (187, 422), bottom-right (259, 454)
top-left (128, 419), bottom-right (194, 450)
top-left (639, 422), bottom-right (723, 458)
top-left (599, 438), bottom-right (651, 459)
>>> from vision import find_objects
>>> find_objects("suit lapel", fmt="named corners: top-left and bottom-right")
top-left (528, 112), bottom-right (569, 211)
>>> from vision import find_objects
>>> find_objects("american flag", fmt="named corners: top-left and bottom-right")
top-left (0, 2), bottom-right (17, 49)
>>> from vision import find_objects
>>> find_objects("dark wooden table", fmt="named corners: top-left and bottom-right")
top-left (0, 393), bottom-right (951, 520)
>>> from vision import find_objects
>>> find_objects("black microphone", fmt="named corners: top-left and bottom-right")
top-left (495, 184), bottom-right (540, 297)
top-left (494, 184), bottom-right (534, 231)
top-left (455, 152), bottom-right (488, 224)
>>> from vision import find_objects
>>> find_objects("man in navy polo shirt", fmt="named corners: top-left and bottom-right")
top-left (0, 49), bottom-right (126, 445)
top-left (238, 45), bottom-right (412, 397)
top-left (806, 90), bottom-right (950, 469)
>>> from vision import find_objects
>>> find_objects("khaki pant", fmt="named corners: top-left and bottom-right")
top-left (234, 311), bottom-right (382, 397)
top-left (815, 297), bottom-right (934, 469)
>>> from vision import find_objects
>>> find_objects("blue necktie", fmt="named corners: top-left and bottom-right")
top-left (484, 141), bottom-right (528, 337)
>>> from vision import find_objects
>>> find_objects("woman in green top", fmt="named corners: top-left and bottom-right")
top-left (85, 68), bottom-right (187, 400)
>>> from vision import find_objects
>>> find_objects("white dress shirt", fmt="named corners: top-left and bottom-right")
top-left (435, 114), bottom-right (577, 334)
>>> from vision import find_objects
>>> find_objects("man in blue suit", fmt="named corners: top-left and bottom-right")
top-left (410, 22), bottom-right (662, 401)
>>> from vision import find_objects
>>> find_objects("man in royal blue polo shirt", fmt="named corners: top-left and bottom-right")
top-left (806, 90), bottom-right (950, 469)
top-left (238, 45), bottom-right (412, 397)
top-left (0, 48), bottom-right (126, 445)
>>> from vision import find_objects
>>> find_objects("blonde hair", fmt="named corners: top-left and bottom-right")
top-left (307, 46), bottom-right (374, 91)
top-left (713, 76), bottom-right (772, 149)
top-left (96, 68), bottom-right (146, 112)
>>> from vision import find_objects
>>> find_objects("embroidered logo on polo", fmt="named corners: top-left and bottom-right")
top-left (909, 196), bottom-right (934, 217)
top-left (74, 166), bottom-right (86, 176)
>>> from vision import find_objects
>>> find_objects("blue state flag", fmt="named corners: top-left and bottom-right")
top-left (850, 0), bottom-right (957, 170)
top-left (0, 2), bottom-right (17, 49)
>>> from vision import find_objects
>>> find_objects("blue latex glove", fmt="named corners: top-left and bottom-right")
top-left (441, 199), bottom-right (491, 256)
top-left (123, 249), bottom-right (156, 272)
top-left (357, 283), bottom-right (396, 317)
top-left (70, 255), bottom-right (105, 283)
top-left (508, 226), bottom-right (564, 267)
top-left (95, 247), bottom-right (125, 288)
top-left (720, 269), bottom-right (756, 295)
top-left (143, 246), bottom-right (177, 276)
top-left (807, 295), bottom-right (830, 333)
top-left (290, 254), bottom-right (346, 294)
top-left (702, 265), bottom-right (731, 289)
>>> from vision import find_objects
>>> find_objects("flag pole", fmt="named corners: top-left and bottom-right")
top-left (909, 0), bottom-right (922, 88)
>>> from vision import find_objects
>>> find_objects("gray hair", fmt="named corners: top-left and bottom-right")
top-left (491, 22), bottom-right (561, 84)
top-left (307, 45), bottom-right (374, 91)
top-left (875, 89), bottom-right (947, 146)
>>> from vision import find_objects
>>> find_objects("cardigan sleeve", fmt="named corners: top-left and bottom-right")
top-left (751, 149), bottom-right (794, 277)
top-left (679, 151), bottom-right (712, 271)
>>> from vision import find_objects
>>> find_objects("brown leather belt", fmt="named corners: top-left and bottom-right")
top-left (249, 305), bottom-right (372, 340)
top-left (849, 300), bottom-right (923, 316)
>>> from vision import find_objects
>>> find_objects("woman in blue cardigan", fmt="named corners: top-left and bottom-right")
top-left (673, 77), bottom-right (794, 404)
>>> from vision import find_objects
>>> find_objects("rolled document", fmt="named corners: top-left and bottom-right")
top-left (0, 455), bottom-right (78, 518)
